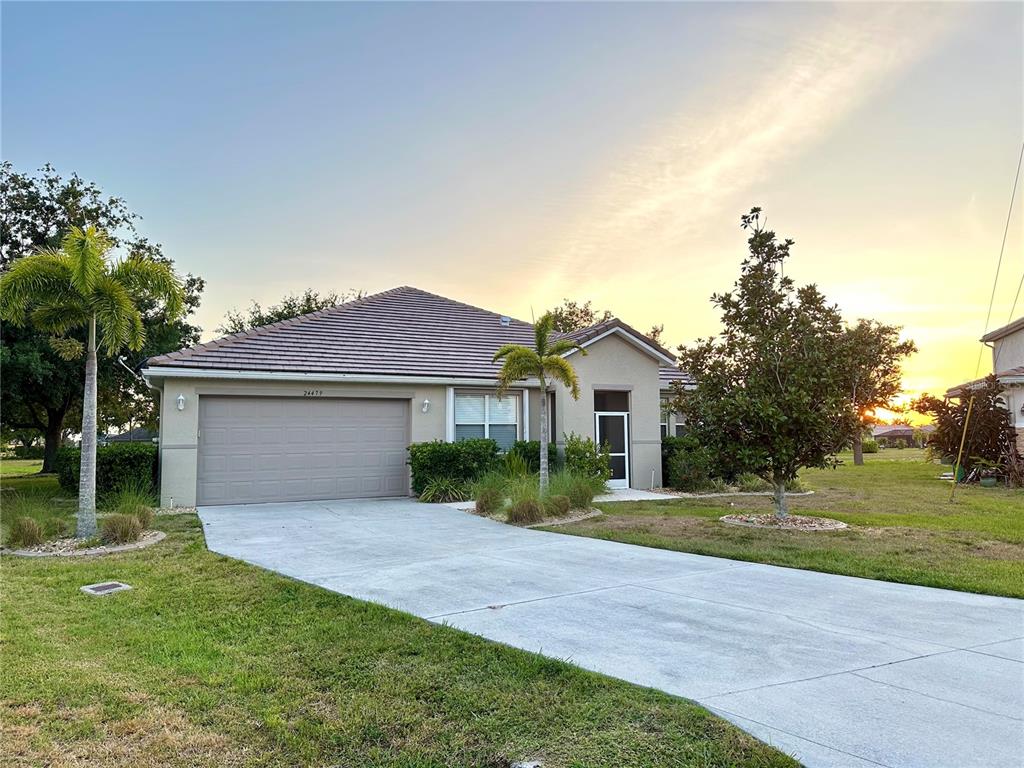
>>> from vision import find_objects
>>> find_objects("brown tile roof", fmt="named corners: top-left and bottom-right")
top-left (946, 365), bottom-right (1024, 397)
top-left (659, 367), bottom-right (696, 388)
top-left (146, 286), bottom-right (684, 381)
top-left (981, 316), bottom-right (1024, 343)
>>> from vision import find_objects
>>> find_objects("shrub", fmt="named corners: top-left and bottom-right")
top-left (100, 514), bottom-right (143, 545)
top-left (471, 471), bottom-right (507, 516)
top-left (502, 450), bottom-right (531, 478)
top-left (563, 433), bottom-right (611, 480)
top-left (507, 440), bottom-right (560, 473)
top-left (666, 438), bottom-right (716, 492)
top-left (55, 443), bottom-right (158, 496)
top-left (862, 439), bottom-right (880, 454)
top-left (407, 439), bottom-right (499, 495)
top-left (7, 517), bottom-right (44, 547)
top-left (505, 476), bottom-right (544, 525)
top-left (419, 477), bottom-right (470, 503)
top-left (548, 470), bottom-right (605, 509)
top-left (106, 478), bottom-right (156, 521)
top-left (543, 494), bottom-right (571, 518)
top-left (735, 473), bottom-right (771, 492)
top-left (785, 478), bottom-right (805, 493)
top-left (661, 435), bottom-right (689, 480)
top-left (11, 445), bottom-right (46, 459)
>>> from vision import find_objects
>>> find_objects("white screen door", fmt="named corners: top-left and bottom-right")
top-left (595, 412), bottom-right (629, 489)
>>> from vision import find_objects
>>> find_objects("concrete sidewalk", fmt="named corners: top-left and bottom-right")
top-left (198, 498), bottom-right (1024, 768)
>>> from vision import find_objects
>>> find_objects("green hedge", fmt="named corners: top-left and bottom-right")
top-left (55, 443), bottom-right (158, 496)
top-left (507, 440), bottom-right (561, 473)
top-left (11, 445), bottom-right (46, 459)
top-left (563, 433), bottom-right (611, 480)
top-left (407, 439), bottom-right (500, 495)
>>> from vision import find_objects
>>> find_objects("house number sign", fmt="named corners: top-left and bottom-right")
top-left (303, 389), bottom-right (324, 397)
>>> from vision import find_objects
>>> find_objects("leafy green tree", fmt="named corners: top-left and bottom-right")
top-left (672, 208), bottom-right (858, 517)
top-left (548, 299), bottom-right (612, 333)
top-left (842, 319), bottom-right (917, 465)
top-left (0, 227), bottom-right (184, 537)
top-left (218, 288), bottom-right (362, 334)
top-left (0, 163), bottom-right (204, 470)
top-left (493, 313), bottom-right (585, 492)
top-left (913, 376), bottom-right (1020, 482)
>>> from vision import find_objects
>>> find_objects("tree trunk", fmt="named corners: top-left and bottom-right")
top-left (852, 430), bottom-right (864, 466)
top-left (538, 375), bottom-right (549, 494)
top-left (772, 474), bottom-right (789, 519)
top-left (77, 315), bottom-right (98, 539)
top-left (41, 418), bottom-right (64, 474)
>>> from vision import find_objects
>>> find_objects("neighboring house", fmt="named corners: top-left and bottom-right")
top-left (870, 424), bottom-right (934, 448)
top-left (141, 287), bottom-right (679, 507)
top-left (659, 368), bottom-right (695, 438)
top-left (947, 315), bottom-right (1024, 453)
top-left (105, 427), bottom-right (159, 444)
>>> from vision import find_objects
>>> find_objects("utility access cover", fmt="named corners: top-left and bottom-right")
top-left (80, 581), bottom-right (132, 597)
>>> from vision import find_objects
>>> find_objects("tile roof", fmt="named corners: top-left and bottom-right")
top-left (981, 316), bottom-right (1024, 343)
top-left (146, 286), bottom-right (685, 381)
top-left (658, 366), bottom-right (696, 388)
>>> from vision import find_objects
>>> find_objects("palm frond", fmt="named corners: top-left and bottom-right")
top-left (0, 253), bottom-right (73, 323)
top-left (546, 338), bottom-right (587, 358)
top-left (48, 336), bottom-right (85, 361)
top-left (30, 299), bottom-right (91, 335)
top-left (534, 312), bottom-right (555, 353)
top-left (111, 255), bottom-right (185, 318)
top-left (495, 347), bottom-right (541, 395)
top-left (90, 275), bottom-right (141, 354)
top-left (62, 226), bottom-right (111, 295)
top-left (542, 355), bottom-right (582, 399)
top-left (492, 343), bottom-right (528, 363)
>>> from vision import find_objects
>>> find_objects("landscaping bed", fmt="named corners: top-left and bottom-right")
top-left (720, 513), bottom-right (847, 531)
top-left (4, 529), bottom-right (166, 557)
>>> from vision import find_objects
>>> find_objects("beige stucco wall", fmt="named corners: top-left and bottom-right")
top-left (992, 328), bottom-right (1024, 372)
top-left (551, 333), bottom-right (664, 489)
top-left (156, 377), bottom-right (448, 507)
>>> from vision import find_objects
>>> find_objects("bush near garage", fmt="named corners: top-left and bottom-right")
top-left (862, 439), bottom-right (880, 454)
top-left (407, 439), bottom-right (500, 495)
top-left (55, 443), bottom-right (158, 496)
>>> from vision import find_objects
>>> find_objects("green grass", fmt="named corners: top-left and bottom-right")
top-left (1, 474), bottom-right (793, 768)
top-left (1, 458), bottom-right (44, 477)
top-left (552, 449), bottom-right (1024, 597)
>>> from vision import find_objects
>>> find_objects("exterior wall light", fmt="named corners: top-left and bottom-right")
top-left (422, 399), bottom-right (430, 413)
top-left (176, 394), bottom-right (186, 411)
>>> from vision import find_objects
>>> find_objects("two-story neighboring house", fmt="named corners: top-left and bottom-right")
top-left (948, 315), bottom-right (1024, 452)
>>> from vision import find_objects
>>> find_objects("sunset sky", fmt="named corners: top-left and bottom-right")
top-left (3, 2), bottom-right (1022, 408)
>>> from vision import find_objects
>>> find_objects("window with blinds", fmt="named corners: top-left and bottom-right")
top-left (454, 392), bottom-right (519, 450)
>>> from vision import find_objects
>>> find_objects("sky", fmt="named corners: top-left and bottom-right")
top-left (3, 1), bottom-right (1022, 413)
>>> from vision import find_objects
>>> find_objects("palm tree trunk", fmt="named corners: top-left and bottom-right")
top-left (77, 315), bottom-right (98, 539)
top-left (538, 375), bottom-right (549, 494)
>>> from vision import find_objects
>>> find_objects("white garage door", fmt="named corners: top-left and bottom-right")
top-left (197, 396), bottom-right (410, 505)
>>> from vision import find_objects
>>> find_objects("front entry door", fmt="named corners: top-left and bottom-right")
top-left (595, 412), bottom-right (629, 489)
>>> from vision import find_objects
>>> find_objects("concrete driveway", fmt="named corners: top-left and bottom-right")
top-left (198, 498), bottom-right (1024, 768)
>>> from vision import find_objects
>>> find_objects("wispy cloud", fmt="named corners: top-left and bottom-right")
top-left (544, 5), bottom-right (959, 284)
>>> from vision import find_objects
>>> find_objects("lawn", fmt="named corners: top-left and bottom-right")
top-left (1, 458), bottom-right (44, 477)
top-left (1, 474), bottom-right (793, 768)
top-left (555, 449), bottom-right (1024, 598)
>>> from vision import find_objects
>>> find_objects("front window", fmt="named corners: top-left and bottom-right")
top-left (454, 392), bottom-right (519, 450)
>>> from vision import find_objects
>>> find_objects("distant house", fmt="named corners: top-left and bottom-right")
top-left (102, 427), bottom-right (159, 445)
top-left (871, 424), bottom-right (933, 448)
top-left (947, 316), bottom-right (1024, 453)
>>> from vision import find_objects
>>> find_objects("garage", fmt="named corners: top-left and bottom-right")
top-left (197, 396), bottom-right (410, 505)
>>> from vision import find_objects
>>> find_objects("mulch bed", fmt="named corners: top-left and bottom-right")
top-left (720, 513), bottom-right (848, 531)
top-left (525, 509), bottom-right (603, 529)
top-left (4, 530), bottom-right (166, 558)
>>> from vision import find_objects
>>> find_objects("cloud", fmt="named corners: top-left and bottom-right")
top-left (544, 5), bottom-right (959, 284)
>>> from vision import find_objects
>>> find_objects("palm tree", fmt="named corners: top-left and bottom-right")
top-left (493, 312), bottom-right (585, 492)
top-left (0, 227), bottom-right (183, 538)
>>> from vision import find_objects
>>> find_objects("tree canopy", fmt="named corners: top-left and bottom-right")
top-left (0, 163), bottom-right (203, 469)
top-left (217, 288), bottom-right (362, 334)
top-left (672, 208), bottom-right (859, 517)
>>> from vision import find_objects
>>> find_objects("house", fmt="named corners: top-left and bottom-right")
top-left (870, 424), bottom-right (933, 448)
top-left (141, 287), bottom-right (680, 507)
top-left (104, 427), bottom-right (159, 444)
top-left (947, 315), bottom-right (1024, 452)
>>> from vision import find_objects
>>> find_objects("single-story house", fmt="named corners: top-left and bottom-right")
top-left (103, 427), bottom-right (159, 444)
top-left (870, 424), bottom-right (933, 448)
top-left (947, 315), bottom-right (1024, 454)
top-left (142, 286), bottom-right (685, 507)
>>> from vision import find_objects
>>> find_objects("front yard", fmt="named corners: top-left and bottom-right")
top-left (1, 473), bottom-right (793, 768)
top-left (556, 449), bottom-right (1024, 597)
